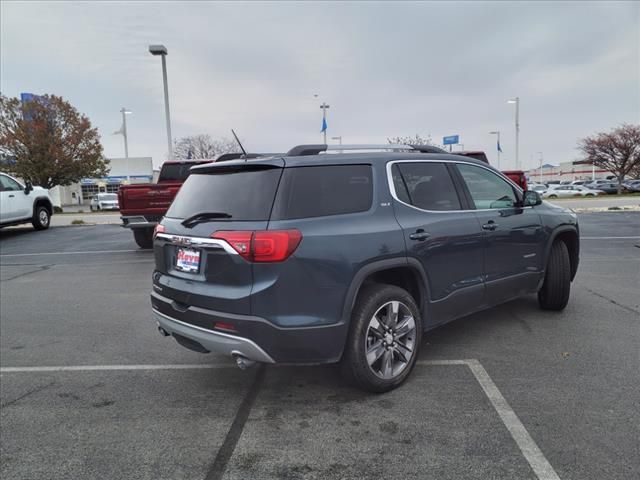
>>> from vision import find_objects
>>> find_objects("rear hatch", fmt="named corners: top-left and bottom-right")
top-left (153, 160), bottom-right (285, 315)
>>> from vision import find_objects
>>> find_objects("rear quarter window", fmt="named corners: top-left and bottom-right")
top-left (272, 164), bottom-right (373, 220)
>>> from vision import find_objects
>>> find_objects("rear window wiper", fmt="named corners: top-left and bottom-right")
top-left (181, 212), bottom-right (232, 228)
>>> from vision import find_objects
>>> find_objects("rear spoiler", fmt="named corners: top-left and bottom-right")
top-left (216, 153), bottom-right (281, 162)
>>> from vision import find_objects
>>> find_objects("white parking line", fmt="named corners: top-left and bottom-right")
top-left (581, 236), bottom-right (640, 239)
top-left (0, 249), bottom-right (142, 257)
top-left (417, 359), bottom-right (561, 480)
top-left (0, 364), bottom-right (234, 373)
top-left (4, 358), bottom-right (561, 480)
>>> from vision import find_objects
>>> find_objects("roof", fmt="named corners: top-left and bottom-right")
top-left (191, 151), bottom-right (500, 174)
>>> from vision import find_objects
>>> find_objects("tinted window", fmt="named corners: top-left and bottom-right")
top-left (457, 163), bottom-right (517, 209)
top-left (391, 165), bottom-right (411, 204)
top-left (393, 162), bottom-right (461, 211)
top-left (272, 165), bottom-right (372, 220)
top-left (166, 167), bottom-right (282, 220)
top-left (159, 163), bottom-right (199, 182)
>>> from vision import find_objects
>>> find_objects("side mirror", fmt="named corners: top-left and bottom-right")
top-left (24, 180), bottom-right (33, 195)
top-left (523, 190), bottom-right (542, 207)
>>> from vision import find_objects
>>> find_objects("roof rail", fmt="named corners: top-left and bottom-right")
top-left (285, 144), bottom-right (447, 156)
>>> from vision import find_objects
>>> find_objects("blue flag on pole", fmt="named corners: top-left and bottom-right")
top-left (321, 117), bottom-right (327, 133)
top-left (497, 140), bottom-right (503, 153)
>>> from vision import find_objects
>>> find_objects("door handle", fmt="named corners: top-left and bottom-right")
top-left (8, 194), bottom-right (15, 198)
top-left (482, 221), bottom-right (498, 231)
top-left (409, 229), bottom-right (431, 241)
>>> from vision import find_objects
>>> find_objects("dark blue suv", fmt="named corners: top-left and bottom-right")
top-left (151, 144), bottom-right (579, 392)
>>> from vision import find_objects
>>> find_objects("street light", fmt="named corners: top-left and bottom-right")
top-left (114, 108), bottom-right (132, 182)
top-left (507, 97), bottom-right (520, 169)
top-left (149, 44), bottom-right (173, 160)
top-left (489, 131), bottom-right (501, 169)
top-left (331, 136), bottom-right (342, 145)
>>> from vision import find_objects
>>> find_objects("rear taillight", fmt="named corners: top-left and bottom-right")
top-left (212, 230), bottom-right (302, 262)
top-left (153, 224), bottom-right (166, 239)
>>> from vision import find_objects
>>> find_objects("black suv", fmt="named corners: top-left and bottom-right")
top-left (151, 144), bottom-right (579, 392)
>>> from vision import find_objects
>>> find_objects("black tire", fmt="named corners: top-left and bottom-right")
top-left (341, 284), bottom-right (422, 393)
top-left (133, 228), bottom-right (154, 249)
top-left (548, 194), bottom-right (557, 198)
top-left (32, 205), bottom-right (50, 230)
top-left (538, 240), bottom-right (571, 311)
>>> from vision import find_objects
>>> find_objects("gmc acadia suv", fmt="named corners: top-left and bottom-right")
top-left (151, 144), bottom-right (579, 392)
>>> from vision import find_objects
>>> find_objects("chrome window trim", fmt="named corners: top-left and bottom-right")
top-left (155, 232), bottom-right (238, 255)
top-left (385, 159), bottom-right (528, 214)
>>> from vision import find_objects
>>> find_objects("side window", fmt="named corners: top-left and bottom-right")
top-left (273, 164), bottom-right (373, 220)
top-left (393, 162), bottom-right (462, 211)
top-left (0, 175), bottom-right (22, 191)
top-left (456, 163), bottom-right (517, 210)
top-left (391, 164), bottom-right (411, 204)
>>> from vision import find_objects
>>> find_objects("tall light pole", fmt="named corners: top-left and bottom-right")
top-left (320, 102), bottom-right (330, 144)
top-left (489, 131), bottom-right (501, 169)
top-left (537, 151), bottom-right (543, 184)
top-left (120, 108), bottom-right (132, 182)
top-left (149, 45), bottom-right (173, 160)
top-left (331, 136), bottom-right (342, 145)
top-left (507, 97), bottom-right (520, 169)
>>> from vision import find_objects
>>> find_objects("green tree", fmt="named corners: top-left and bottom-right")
top-left (578, 124), bottom-right (640, 193)
top-left (0, 94), bottom-right (108, 189)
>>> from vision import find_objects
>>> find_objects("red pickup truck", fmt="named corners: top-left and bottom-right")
top-left (118, 160), bottom-right (212, 248)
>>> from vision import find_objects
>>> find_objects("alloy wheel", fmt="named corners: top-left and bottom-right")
top-left (365, 300), bottom-right (416, 379)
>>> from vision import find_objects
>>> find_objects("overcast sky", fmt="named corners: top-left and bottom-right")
top-left (2, 1), bottom-right (639, 170)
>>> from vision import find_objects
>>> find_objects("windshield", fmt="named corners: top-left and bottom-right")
top-left (98, 194), bottom-right (117, 200)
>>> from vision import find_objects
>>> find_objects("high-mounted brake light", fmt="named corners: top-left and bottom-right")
top-left (153, 224), bottom-right (166, 238)
top-left (212, 230), bottom-right (302, 262)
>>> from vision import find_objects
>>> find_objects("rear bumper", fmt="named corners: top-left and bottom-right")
top-left (121, 215), bottom-right (162, 229)
top-left (153, 309), bottom-right (275, 363)
top-left (150, 291), bottom-right (348, 364)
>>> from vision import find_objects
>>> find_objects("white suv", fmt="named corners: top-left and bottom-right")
top-left (0, 172), bottom-right (54, 230)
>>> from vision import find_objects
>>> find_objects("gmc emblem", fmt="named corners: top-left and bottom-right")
top-left (172, 236), bottom-right (191, 246)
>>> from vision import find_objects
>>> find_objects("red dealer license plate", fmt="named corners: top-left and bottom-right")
top-left (175, 247), bottom-right (201, 273)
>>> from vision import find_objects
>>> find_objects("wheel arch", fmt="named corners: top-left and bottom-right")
top-left (546, 226), bottom-right (579, 281)
top-left (33, 196), bottom-right (53, 216)
top-left (341, 258), bottom-right (430, 326)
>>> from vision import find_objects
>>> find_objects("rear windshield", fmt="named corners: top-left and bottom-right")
top-left (165, 167), bottom-right (282, 220)
top-left (271, 164), bottom-right (373, 220)
top-left (159, 163), bottom-right (198, 182)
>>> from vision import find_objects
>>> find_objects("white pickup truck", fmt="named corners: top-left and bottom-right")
top-left (0, 172), bottom-right (53, 230)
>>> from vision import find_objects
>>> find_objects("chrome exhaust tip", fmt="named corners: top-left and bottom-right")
top-left (233, 353), bottom-right (256, 370)
top-left (157, 325), bottom-right (170, 337)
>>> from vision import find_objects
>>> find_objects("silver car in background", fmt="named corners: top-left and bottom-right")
top-left (90, 193), bottom-right (119, 211)
top-left (543, 185), bottom-right (606, 198)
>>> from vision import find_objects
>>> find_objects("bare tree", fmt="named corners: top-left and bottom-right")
top-left (387, 134), bottom-right (437, 146)
top-left (173, 134), bottom-right (237, 160)
top-left (578, 124), bottom-right (640, 193)
top-left (0, 94), bottom-right (107, 189)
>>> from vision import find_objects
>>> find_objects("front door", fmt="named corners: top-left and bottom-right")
top-left (454, 163), bottom-right (544, 305)
top-left (389, 161), bottom-right (486, 326)
top-left (0, 174), bottom-right (29, 222)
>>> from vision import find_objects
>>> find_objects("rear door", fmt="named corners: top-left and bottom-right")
top-left (389, 161), bottom-right (486, 326)
top-left (153, 161), bottom-right (284, 315)
top-left (453, 162), bottom-right (543, 305)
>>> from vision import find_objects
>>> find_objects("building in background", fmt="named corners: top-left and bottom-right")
top-left (52, 157), bottom-right (153, 206)
top-left (526, 160), bottom-right (614, 183)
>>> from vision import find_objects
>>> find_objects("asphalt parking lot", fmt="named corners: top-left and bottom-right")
top-left (1, 213), bottom-right (639, 480)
